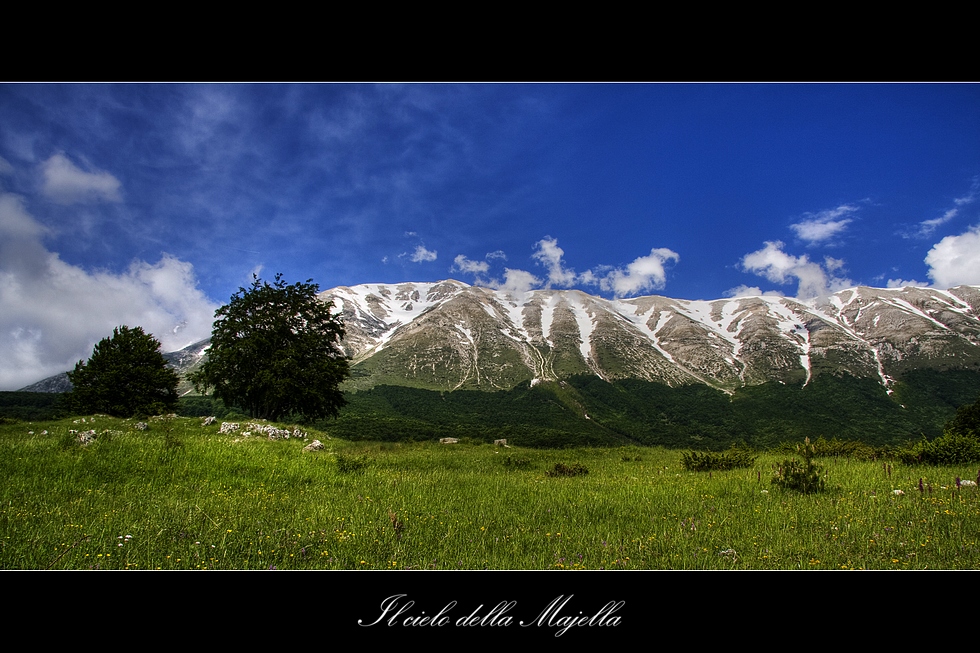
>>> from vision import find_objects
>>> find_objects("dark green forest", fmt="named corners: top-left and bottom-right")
top-left (323, 369), bottom-right (980, 449)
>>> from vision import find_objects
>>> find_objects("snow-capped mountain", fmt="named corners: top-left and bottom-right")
top-left (20, 280), bottom-right (980, 397)
top-left (324, 280), bottom-right (980, 393)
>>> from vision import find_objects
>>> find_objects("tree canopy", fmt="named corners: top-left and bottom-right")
top-left (189, 274), bottom-right (349, 422)
top-left (946, 393), bottom-right (980, 438)
top-left (66, 325), bottom-right (180, 417)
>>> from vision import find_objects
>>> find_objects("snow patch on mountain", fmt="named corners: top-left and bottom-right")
top-left (568, 293), bottom-right (596, 363)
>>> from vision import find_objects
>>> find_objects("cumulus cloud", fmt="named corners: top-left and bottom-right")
top-left (489, 268), bottom-right (541, 293)
top-left (452, 254), bottom-right (490, 275)
top-left (924, 224), bottom-right (980, 288)
top-left (0, 192), bottom-right (218, 390)
top-left (410, 245), bottom-right (437, 263)
top-left (532, 237), bottom-right (577, 287)
top-left (886, 278), bottom-right (927, 289)
top-left (453, 237), bottom-right (679, 298)
top-left (740, 240), bottom-right (852, 299)
top-left (39, 153), bottom-right (122, 205)
top-left (596, 248), bottom-right (680, 298)
top-left (790, 204), bottom-right (857, 244)
top-left (724, 285), bottom-right (784, 298)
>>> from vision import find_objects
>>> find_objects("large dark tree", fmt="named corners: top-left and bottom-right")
top-left (189, 274), bottom-right (349, 421)
top-left (67, 326), bottom-right (180, 417)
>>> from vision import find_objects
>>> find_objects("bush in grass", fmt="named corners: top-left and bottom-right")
top-left (772, 437), bottom-right (825, 493)
top-left (896, 431), bottom-right (980, 465)
top-left (681, 446), bottom-right (757, 472)
top-left (336, 453), bottom-right (368, 474)
top-left (546, 462), bottom-right (589, 477)
top-left (500, 455), bottom-right (533, 470)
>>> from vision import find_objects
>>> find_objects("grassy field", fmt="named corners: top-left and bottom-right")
top-left (1, 415), bottom-right (978, 570)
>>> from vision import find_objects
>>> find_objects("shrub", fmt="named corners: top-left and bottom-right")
top-left (681, 446), bottom-right (757, 472)
top-left (772, 438), bottom-right (825, 493)
top-left (546, 462), bottom-right (589, 477)
top-left (500, 455), bottom-right (533, 470)
top-left (896, 432), bottom-right (980, 465)
top-left (335, 453), bottom-right (368, 474)
top-left (809, 436), bottom-right (879, 460)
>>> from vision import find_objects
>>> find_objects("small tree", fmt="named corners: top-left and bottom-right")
top-left (67, 326), bottom-right (179, 417)
top-left (189, 274), bottom-right (349, 422)
top-left (772, 437), bottom-right (826, 493)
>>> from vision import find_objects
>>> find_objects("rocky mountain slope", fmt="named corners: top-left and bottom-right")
top-left (326, 280), bottom-right (980, 393)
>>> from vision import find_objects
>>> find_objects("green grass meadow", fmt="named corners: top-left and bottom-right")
top-left (2, 415), bottom-right (979, 570)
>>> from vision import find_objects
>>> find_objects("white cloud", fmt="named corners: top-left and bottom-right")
top-left (907, 178), bottom-right (978, 238)
top-left (886, 278), bottom-right (927, 289)
top-left (915, 208), bottom-right (959, 238)
top-left (410, 245), bottom-right (437, 263)
top-left (0, 156), bottom-right (13, 176)
top-left (489, 268), bottom-right (541, 293)
top-left (724, 285), bottom-right (783, 298)
top-left (485, 250), bottom-right (507, 261)
top-left (0, 192), bottom-right (218, 390)
top-left (924, 224), bottom-right (980, 288)
top-left (452, 254), bottom-right (490, 275)
top-left (597, 248), bottom-right (680, 298)
top-left (39, 153), bottom-right (122, 205)
top-left (532, 236), bottom-right (577, 287)
top-left (823, 256), bottom-right (846, 273)
top-left (454, 238), bottom-right (679, 297)
top-left (452, 253), bottom-right (540, 292)
top-left (790, 204), bottom-right (857, 244)
top-left (740, 240), bottom-right (852, 299)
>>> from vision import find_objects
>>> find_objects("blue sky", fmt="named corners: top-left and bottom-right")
top-left (1, 83), bottom-right (978, 388)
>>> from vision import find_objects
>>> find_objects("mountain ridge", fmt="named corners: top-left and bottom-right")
top-left (18, 281), bottom-right (980, 396)
top-left (324, 280), bottom-right (980, 393)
